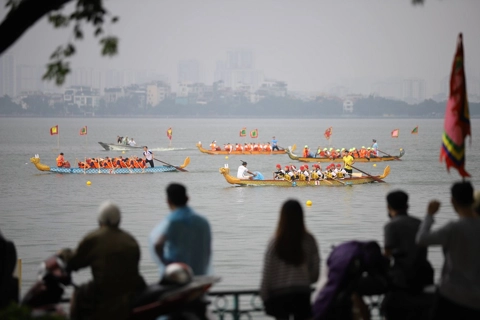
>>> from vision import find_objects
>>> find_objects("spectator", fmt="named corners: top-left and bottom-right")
top-left (416, 181), bottom-right (480, 319)
top-left (384, 190), bottom-right (433, 292)
top-left (382, 191), bottom-right (434, 320)
top-left (149, 183), bottom-right (211, 277)
top-left (67, 201), bottom-right (146, 320)
top-left (260, 199), bottom-right (320, 320)
top-left (0, 230), bottom-right (18, 309)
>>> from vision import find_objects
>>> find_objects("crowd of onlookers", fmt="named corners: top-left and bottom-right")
top-left (1, 181), bottom-right (479, 320)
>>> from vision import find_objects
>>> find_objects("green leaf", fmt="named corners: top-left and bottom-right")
top-left (100, 37), bottom-right (118, 56)
top-left (111, 16), bottom-right (119, 23)
top-left (63, 44), bottom-right (76, 57)
top-left (94, 27), bottom-right (103, 36)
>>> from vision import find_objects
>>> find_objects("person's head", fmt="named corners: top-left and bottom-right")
top-left (272, 136), bottom-right (275, 139)
top-left (274, 199), bottom-right (307, 265)
top-left (386, 190), bottom-right (409, 218)
top-left (98, 201), bottom-right (121, 228)
top-left (241, 160), bottom-right (247, 167)
top-left (451, 181), bottom-right (474, 210)
top-left (60, 152), bottom-right (64, 155)
top-left (373, 139), bottom-right (377, 143)
top-left (143, 146), bottom-right (148, 150)
top-left (166, 183), bottom-right (189, 208)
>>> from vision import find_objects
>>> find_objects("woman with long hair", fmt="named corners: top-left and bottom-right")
top-left (260, 199), bottom-right (320, 320)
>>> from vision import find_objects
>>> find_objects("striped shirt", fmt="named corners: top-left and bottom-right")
top-left (260, 233), bottom-right (320, 301)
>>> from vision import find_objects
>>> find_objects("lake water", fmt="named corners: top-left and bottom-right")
top-left (1, 117), bottom-right (479, 297)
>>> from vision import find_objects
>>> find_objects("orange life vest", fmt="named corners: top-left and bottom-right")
top-left (56, 155), bottom-right (64, 167)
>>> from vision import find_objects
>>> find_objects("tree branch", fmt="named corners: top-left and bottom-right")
top-left (0, 0), bottom-right (74, 55)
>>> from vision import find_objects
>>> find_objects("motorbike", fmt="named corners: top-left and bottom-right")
top-left (21, 252), bottom-right (220, 320)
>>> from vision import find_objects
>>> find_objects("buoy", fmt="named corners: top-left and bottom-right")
top-left (306, 200), bottom-right (312, 206)
top-left (225, 156), bottom-right (228, 160)
top-left (373, 164), bottom-right (377, 167)
top-left (122, 151), bottom-right (125, 154)
top-left (86, 181), bottom-right (91, 185)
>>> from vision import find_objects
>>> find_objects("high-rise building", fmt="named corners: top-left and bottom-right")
top-left (214, 49), bottom-right (263, 90)
top-left (16, 65), bottom-right (44, 93)
top-left (178, 60), bottom-right (201, 84)
top-left (403, 78), bottom-right (426, 104)
top-left (0, 54), bottom-right (16, 97)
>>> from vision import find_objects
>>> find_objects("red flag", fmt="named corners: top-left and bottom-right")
top-left (239, 127), bottom-right (246, 137)
top-left (50, 125), bottom-right (58, 135)
top-left (324, 127), bottom-right (332, 140)
top-left (411, 126), bottom-right (418, 134)
top-left (80, 126), bottom-right (87, 135)
top-left (166, 127), bottom-right (172, 140)
top-left (250, 129), bottom-right (258, 138)
top-left (440, 33), bottom-right (471, 177)
top-left (391, 129), bottom-right (399, 138)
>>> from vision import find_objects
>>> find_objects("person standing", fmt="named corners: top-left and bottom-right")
top-left (0, 230), bottom-right (18, 309)
top-left (416, 181), bottom-right (480, 319)
top-left (149, 183), bottom-right (211, 277)
top-left (143, 146), bottom-right (154, 167)
top-left (342, 150), bottom-right (355, 177)
top-left (128, 138), bottom-right (136, 146)
top-left (271, 136), bottom-right (281, 151)
top-left (67, 201), bottom-right (146, 320)
top-left (260, 199), bottom-right (320, 320)
top-left (371, 139), bottom-right (379, 157)
top-left (237, 160), bottom-right (256, 180)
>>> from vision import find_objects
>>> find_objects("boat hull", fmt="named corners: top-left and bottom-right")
top-left (50, 167), bottom-right (178, 174)
top-left (98, 142), bottom-right (145, 151)
top-left (196, 143), bottom-right (286, 155)
top-left (218, 166), bottom-right (390, 186)
top-left (286, 148), bottom-right (405, 163)
top-left (30, 155), bottom-right (189, 174)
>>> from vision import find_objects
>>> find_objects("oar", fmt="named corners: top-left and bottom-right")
top-left (378, 149), bottom-right (401, 160)
top-left (351, 165), bottom-right (385, 183)
top-left (154, 158), bottom-right (188, 172)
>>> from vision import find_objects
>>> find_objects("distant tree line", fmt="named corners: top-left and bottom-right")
top-left (1, 94), bottom-right (479, 118)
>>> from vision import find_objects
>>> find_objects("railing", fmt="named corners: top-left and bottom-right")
top-left (207, 289), bottom-right (383, 320)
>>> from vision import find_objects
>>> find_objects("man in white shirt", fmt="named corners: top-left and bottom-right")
top-left (416, 181), bottom-right (480, 319)
top-left (237, 161), bottom-right (256, 180)
top-left (143, 146), bottom-right (154, 167)
top-left (128, 138), bottom-right (136, 146)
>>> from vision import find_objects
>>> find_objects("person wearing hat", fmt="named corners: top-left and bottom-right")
top-left (274, 164), bottom-right (285, 180)
top-left (67, 201), bottom-right (146, 320)
top-left (237, 160), bottom-right (256, 180)
top-left (371, 139), bottom-right (379, 157)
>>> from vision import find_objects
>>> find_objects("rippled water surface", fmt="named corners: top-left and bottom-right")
top-left (1, 117), bottom-right (479, 296)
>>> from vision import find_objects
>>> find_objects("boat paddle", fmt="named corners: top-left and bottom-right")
top-left (351, 165), bottom-right (385, 183)
top-left (154, 158), bottom-right (188, 172)
top-left (378, 149), bottom-right (401, 160)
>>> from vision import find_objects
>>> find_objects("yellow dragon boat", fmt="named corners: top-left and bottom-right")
top-left (218, 165), bottom-right (390, 186)
top-left (286, 147), bottom-right (405, 163)
top-left (196, 142), bottom-right (294, 155)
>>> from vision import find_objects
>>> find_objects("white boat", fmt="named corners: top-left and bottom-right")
top-left (98, 142), bottom-right (145, 151)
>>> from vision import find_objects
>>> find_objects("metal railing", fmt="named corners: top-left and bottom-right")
top-left (207, 289), bottom-right (383, 320)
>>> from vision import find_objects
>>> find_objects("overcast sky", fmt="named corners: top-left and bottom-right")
top-left (2, 0), bottom-right (480, 95)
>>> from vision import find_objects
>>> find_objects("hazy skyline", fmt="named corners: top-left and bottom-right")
top-left (2, 0), bottom-right (480, 96)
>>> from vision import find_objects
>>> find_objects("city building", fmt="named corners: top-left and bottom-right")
top-left (402, 78), bottom-right (426, 104)
top-left (178, 60), bottom-right (201, 84)
top-left (0, 54), bottom-right (16, 97)
top-left (64, 86), bottom-right (101, 111)
top-left (146, 81), bottom-right (171, 106)
top-left (214, 49), bottom-right (263, 90)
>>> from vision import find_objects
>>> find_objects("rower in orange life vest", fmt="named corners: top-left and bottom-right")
top-left (210, 140), bottom-right (217, 151)
top-left (56, 152), bottom-right (71, 168)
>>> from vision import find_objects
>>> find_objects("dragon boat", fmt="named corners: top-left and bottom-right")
top-left (30, 155), bottom-right (190, 174)
top-left (196, 142), bottom-right (293, 155)
top-left (218, 166), bottom-right (390, 186)
top-left (286, 147), bottom-right (405, 163)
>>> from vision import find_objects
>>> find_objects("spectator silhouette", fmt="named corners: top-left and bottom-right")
top-left (416, 181), bottom-right (480, 319)
top-left (260, 199), bottom-right (320, 320)
top-left (0, 230), bottom-right (18, 309)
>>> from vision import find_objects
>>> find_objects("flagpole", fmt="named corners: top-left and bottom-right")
top-left (57, 133), bottom-right (59, 150)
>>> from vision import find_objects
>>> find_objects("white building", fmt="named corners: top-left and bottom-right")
top-left (214, 49), bottom-right (264, 90)
top-left (64, 86), bottom-right (101, 109)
